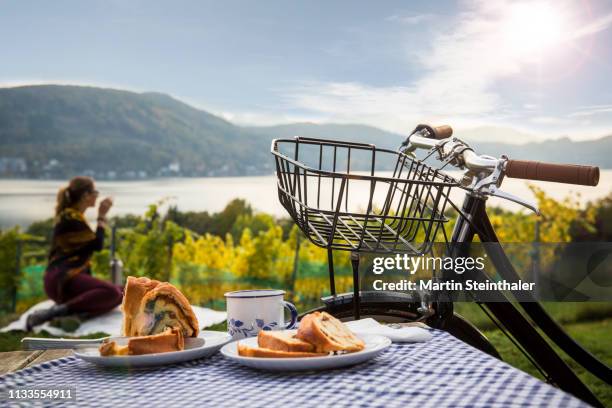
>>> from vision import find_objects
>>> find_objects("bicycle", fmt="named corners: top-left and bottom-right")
top-left (271, 124), bottom-right (610, 407)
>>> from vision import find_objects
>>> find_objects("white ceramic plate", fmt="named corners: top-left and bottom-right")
top-left (220, 333), bottom-right (391, 371)
top-left (73, 330), bottom-right (232, 368)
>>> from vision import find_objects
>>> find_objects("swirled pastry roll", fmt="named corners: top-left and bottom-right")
top-left (133, 282), bottom-right (199, 337)
top-left (121, 276), bottom-right (199, 338)
top-left (121, 276), bottom-right (160, 336)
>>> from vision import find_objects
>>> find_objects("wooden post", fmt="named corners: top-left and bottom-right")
top-left (289, 231), bottom-right (300, 302)
top-left (327, 248), bottom-right (336, 296)
top-left (13, 239), bottom-right (22, 312)
top-left (109, 225), bottom-right (123, 286)
top-left (110, 225), bottom-right (116, 260)
top-left (351, 251), bottom-right (360, 320)
top-left (165, 236), bottom-right (174, 282)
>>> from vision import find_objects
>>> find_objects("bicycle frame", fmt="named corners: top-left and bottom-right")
top-left (445, 192), bottom-right (607, 407)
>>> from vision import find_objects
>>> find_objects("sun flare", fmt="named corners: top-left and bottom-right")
top-left (502, 3), bottom-right (565, 58)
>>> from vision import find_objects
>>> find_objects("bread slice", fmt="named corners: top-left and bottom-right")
top-left (296, 311), bottom-right (365, 353)
top-left (237, 343), bottom-right (326, 358)
top-left (257, 330), bottom-right (315, 352)
top-left (99, 327), bottom-right (184, 356)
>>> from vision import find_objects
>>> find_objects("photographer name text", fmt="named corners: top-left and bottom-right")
top-left (372, 279), bottom-right (535, 291)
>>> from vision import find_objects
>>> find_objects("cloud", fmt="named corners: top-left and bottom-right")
top-left (285, 79), bottom-right (499, 134)
top-left (530, 116), bottom-right (571, 125)
top-left (285, 1), bottom-right (527, 133)
top-left (570, 11), bottom-right (612, 39)
top-left (217, 110), bottom-right (321, 127)
top-left (568, 105), bottom-right (612, 118)
top-left (281, 0), bottom-right (612, 138)
top-left (386, 13), bottom-right (434, 25)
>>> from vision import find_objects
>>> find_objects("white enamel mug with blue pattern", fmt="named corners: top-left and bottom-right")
top-left (225, 289), bottom-right (298, 340)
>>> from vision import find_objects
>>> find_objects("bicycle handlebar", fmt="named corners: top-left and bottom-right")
top-left (405, 124), bottom-right (601, 186)
top-left (412, 124), bottom-right (453, 140)
top-left (406, 128), bottom-right (499, 171)
top-left (506, 160), bottom-right (599, 186)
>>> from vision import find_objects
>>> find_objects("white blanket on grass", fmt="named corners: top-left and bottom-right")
top-left (0, 300), bottom-right (227, 337)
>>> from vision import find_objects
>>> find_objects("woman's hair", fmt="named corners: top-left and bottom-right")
top-left (56, 176), bottom-right (95, 216)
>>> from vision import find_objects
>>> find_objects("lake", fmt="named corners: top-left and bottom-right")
top-left (1, 171), bottom-right (611, 228)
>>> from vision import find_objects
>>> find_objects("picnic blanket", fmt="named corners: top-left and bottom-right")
top-left (0, 300), bottom-right (227, 336)
top-left (0, 329), bottom-right (587, 407)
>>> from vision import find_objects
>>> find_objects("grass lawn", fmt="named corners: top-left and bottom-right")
top-left (0, 312), bottom-right (608, 405)
top-left (454, 302), bottom-right (611, 405)
top-left (483, 319), bottom-right (611, 406)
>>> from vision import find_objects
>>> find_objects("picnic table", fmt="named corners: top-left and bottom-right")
top-left (0, 350), bottom-right (72, 375)
top-left (0, 330), bottom-right (588, 407)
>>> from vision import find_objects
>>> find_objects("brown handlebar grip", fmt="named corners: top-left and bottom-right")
top-left (413, 124), bottom-right (453, 139)
top-left (432, 125), bottom-right (453, 139)
top-left (506, 160), bottom-right (599, 186)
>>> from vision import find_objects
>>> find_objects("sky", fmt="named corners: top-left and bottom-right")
top-left (2, 0), bottom-right (612, 141)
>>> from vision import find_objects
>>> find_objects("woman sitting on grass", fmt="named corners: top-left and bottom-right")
top-left (26, 176), bottom-right (123, 330)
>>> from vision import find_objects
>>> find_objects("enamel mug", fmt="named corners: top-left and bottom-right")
top-left (225, 289), bottom-right (298, 339)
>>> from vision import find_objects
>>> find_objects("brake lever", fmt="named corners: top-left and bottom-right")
top-left (487, 185), bottom-right (540, 215)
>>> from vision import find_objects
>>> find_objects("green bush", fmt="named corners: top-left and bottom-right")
top-left (0, 227), bottom-right (20, 311)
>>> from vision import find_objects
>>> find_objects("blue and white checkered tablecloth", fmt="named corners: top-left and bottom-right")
top-left (0, 330), bottom-right (587, 408)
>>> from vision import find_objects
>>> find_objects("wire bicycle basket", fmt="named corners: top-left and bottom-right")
top-left (272, 136), bottom-right (460, 319)
top-left (272, 137), bottom-right (458, 255)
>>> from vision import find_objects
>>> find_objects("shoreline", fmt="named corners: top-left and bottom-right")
top-left (2, 174), bottom-right (611, 228)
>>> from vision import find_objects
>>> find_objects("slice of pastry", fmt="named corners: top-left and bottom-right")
top-left (257, 330), bottom-right (315, 353)
top-left (134, 282), bottom-right (199, 337)
top-left (296, 311), bottom-right (365, 353)
top-left (121, 276), bottom-right (160, 336)
top-left (128, 327), bottom-right (184, 355)
top-left (237, 343), bottom-right (326, 358)
top-left (121, 276), bottom-right (199, 338)
top-left (99, 327), bottom-right (184, 356)
top-left (99, 341), bottom-right (129, 356)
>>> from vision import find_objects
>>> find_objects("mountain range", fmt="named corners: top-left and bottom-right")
top-left (0, 85), bottom-right (610, 179)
